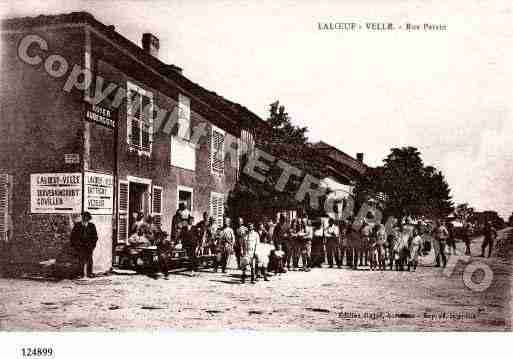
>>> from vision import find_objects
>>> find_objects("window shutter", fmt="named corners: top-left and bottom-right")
top-left (118, 180), bottom-right (129, 243)
top-left (217, 194), bottom-right (225, 228)
top-left (152, 186), bottom-right (163, 228)
top-left (0, 174), bottom-right (10, 241)
top-left (141, 95), bottom-right (153, 152)
top-left (131, 119), bottom-right (141, 147)
top-left (126, 89), bottom-right (136, 145)
top-left (178, 94), bottom-right (191, 140)
top-left (209, 192), bottom-right (224, 228)
top-left (141, 122), bottom-right (150, 152)
top-left (211, 128), bottom-right (225, 175)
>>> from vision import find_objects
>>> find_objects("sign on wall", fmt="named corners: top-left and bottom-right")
top-left (31, 173), bottom-right (82, 213)
top-left (85, 172), bottom-right (113, 215)
top-left (64, 153), bottom-right (80, 164)
top-left (85, 104), bottom-right (116, 128)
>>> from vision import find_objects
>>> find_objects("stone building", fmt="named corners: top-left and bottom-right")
top-left (0, 12), bottom-right (266, 273)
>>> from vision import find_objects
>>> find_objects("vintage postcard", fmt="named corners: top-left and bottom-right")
top-left (0, 0), bottom-right (512, 347)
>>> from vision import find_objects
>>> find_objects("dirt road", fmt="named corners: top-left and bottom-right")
top-left (0, 229), bottom-right (511, 331)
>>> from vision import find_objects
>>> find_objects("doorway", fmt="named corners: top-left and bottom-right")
top-left (128, 180), bottom-right (150, 232)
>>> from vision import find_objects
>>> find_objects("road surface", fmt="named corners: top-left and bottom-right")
top-left (0, 229), bottom-right (511, 331)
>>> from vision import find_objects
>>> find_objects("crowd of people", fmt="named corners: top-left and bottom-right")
top-left (71, 202), bottom-right (497, 282)
top-left (121, 203), bottom-right (498, 283)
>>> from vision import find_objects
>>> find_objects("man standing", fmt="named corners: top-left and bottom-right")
top-left (274, 215), bottom-right (291, 270)
top-left (481, 221), bottom-right (497, 258)
top-left (235, 217), bottom-right (248, 269)
top-left (434, 220), bottom-right (449, 267)
top-left (206, 217), bottom-right (218, 256)
top-left (171, 203), bottom-right (190, 242)
top-left (196, 212), bottom-right (209, 255)
top-left (359, 218), bottom-right (373, 267)
top-left (70, 212), bottom-right (98, 279)
top-left (300, 218), bottom-right (313, 271)
top-left (214, 217), bottom-right (236, 273)
top-left (325, 218), bottom-right (340, 268)
top-left (462, 222), bottom-right (472, 256)
top-left (241, 223), bottom-right (259, 284)
top-left (338, 220), bottom-right (348, 268)
top-left (182, 216), bottom-right (199, 273)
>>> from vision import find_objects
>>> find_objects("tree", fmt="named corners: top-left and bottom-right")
top-left (382, 147), bottom-right (425, 221)
top-left (509, 212), bottom-right (513, 227)
top-left (267, 101), bottom-right (309, 145)
top-left (227, 102), bottom-right (322, 222)
top-left (472, 211), bottom-right (505, 229)
top-left (356, 147), bottom-right (454, 222)
top-left (455, 203), bottom-right (474, 222)
top-left (421, 166), bottom-right (454, 219)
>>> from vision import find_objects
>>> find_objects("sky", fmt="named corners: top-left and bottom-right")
top-left (2, 0), bottom-right (512, 219)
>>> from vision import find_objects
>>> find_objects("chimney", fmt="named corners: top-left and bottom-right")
top-left (142, 33), bottom-right (159, 58)
top-left (356, 153), bottom-right (364, 162)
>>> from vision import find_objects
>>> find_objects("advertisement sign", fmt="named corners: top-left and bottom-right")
top-left (30, 173), bottom-right (82, 213)
top-left (85, 172), bottom-right (113, 214)
top-left (85, 104), bottom-right (116, 128)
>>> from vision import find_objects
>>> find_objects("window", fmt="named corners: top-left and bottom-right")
top-left (127, 82), bottom-right (153, 155)
top-left (0, 174), bottom-right (12, 242)
top-left (177, 186), bottom-right (193, 213)
top-left (177, 94), bottom-right (190, 140)
top-left (152, 185), bottom-right (163, 228)
top-left (210, 126), bottom-right (225, 175)
top-left (209, 192), bottom-right (224, 227)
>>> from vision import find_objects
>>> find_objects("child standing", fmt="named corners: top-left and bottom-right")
top-left (273, 243), bottom-right (285, 275)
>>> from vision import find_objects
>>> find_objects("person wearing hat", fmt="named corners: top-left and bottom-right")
top-left (70, 211), bottom-right (98, 279)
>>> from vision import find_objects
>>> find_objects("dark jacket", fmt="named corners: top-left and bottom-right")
top-left (181, 225), bottom-right (198, 248)
top-left (70, 222), bottom-right (98, 253)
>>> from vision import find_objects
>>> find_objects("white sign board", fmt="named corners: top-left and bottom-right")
top-left (170, 136), bottom-right (196, 171)
top-left (31, 173), bottom-right (82, 213)
top-left (85, 172), bottom-right (113, 214)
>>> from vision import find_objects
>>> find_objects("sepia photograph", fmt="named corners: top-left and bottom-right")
top-left (0, 0), bottom-right (512, 350)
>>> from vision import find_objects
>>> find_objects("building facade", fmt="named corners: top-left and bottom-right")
top-left (0, 12), bottom-right (261, 273)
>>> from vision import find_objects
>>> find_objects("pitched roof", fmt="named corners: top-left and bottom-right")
top-left (2, 12), bottom-right (270, 136)
top-left (312, 141), bottom-right (368, 176)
